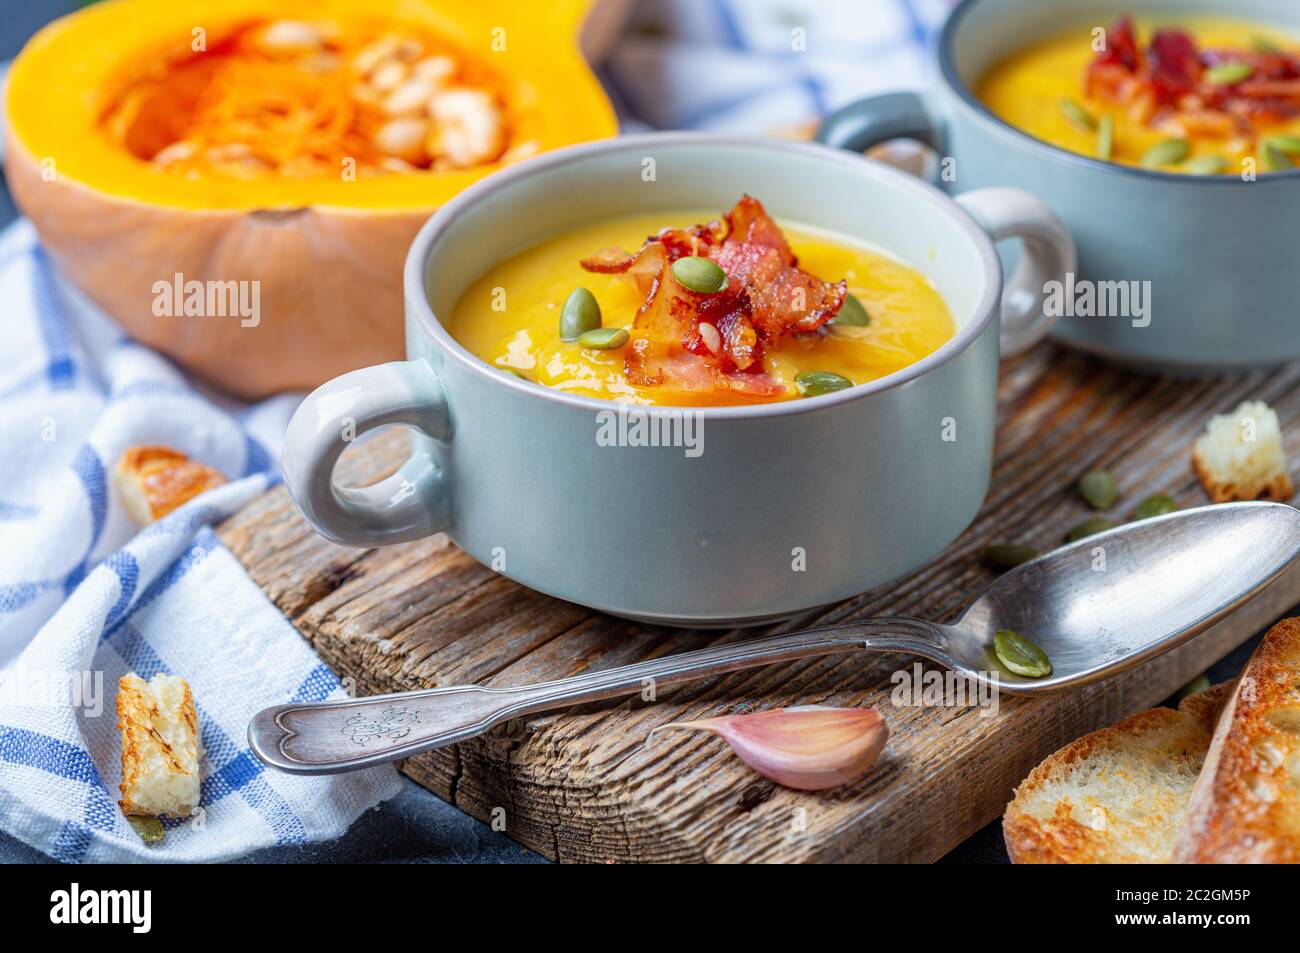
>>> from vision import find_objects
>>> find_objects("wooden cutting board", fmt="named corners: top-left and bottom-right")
top-left (217, 343), bottom-right (1300, 863)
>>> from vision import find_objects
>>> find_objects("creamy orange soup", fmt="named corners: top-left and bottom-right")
top-left (446, 210), bottom-right (956, 407)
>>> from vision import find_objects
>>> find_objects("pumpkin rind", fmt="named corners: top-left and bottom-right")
top-left (4, 0), bottom-right (617, 397)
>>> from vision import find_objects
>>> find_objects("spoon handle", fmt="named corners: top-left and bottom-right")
top-left (249, 618), bottom-right (944, 775)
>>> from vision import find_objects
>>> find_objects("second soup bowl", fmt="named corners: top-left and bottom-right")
top-left (281, 134), bottom-right (1074, 626)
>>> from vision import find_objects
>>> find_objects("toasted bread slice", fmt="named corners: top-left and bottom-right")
top-left (1192, 400), bottom-right (1293, 503)
top-left (1004, 682), bottom-right (1233, 863)
top-left (114, 445), bottom-right (226, 524)
top-left (117, 673), bottom-right (202, 818)
top-left (1174, 619), bottom-right (1300, 863)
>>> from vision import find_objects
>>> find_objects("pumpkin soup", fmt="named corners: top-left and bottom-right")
top-left (446, 198), bottom-right (955, 406)
top-left (977, 15), bottom-right (1300, 174)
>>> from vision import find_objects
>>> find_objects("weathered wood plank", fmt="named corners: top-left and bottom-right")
top-left (217, 343), bottom-right (1300, 863)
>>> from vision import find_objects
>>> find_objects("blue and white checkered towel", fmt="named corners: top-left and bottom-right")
top-left (0, 223), bottom-right (402, 862)
top-left (0, 0), bottom-right (950, 863)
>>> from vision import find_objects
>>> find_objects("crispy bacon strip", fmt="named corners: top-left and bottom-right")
top-left (580, 197), bottom-right (846, 397)
top-left (1086, 16), bottom-right (1300, 128)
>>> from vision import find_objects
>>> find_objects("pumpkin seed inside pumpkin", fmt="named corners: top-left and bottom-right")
top-left (794, 371), bottom-right (853, 397)
top-left (1141, 138), bottom-right (1190, 168)
top-left (577, 327), bottom-right (629, 349)
top-left (1078, 469), bottom-right (1118, 510)
top-left (670, 256), bottom-right (729, 294)
top-left (984, 542), bottom-right (1039, 570)
top-left (560, 287), bottom-right (601, 341)
top-left (835, 293), bottom-right (871, 327)
top-left (994, 629), bottom-right (1053, 678)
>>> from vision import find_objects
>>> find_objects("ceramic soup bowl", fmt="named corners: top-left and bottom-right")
top-left (818, 0), bottom-right (1300, 371)
top-left (281, 133), bottom-right (1074, 626)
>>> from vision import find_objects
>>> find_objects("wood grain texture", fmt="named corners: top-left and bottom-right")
top-left (217, 344), bottom-right (1300, 863)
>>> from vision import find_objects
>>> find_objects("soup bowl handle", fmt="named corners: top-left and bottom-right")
top-left (955, 187), bottom-right (1076, 355)
top-left (281, 359), bottom-right (451, 547)
top-left (815, 91), bottom-right (942, 154)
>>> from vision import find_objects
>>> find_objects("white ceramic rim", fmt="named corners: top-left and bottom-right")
top-left (404, 132), bottom-right (1003, 420)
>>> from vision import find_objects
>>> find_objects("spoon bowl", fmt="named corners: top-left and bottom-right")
top-left (945, 501), bottom-right (1300, 692)
top-left (251, 501), bottom-right (1300, 774)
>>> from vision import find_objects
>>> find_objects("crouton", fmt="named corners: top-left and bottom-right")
top-left (117, 673), bottom-right (202, 818)
top-left (1192, 400), bottom-right (1292, 503)
top-left (114, 445), bottom-right (226, 524)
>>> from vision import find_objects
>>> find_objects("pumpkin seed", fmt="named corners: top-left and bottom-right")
top-left (1264, 142), bottom-right (1294, 171)
top-left (1174, 673), bottom-right (1212, 702)
top-left (1205, 62), bottom-right (1254, 85)
top-left (670, 256), bottom-right (729, 294)
top-left (560, 287), bottom-right (601, 341)
top-left (1077, 468), bottom-right (1118, 510)
top-left (499, 367), bottom-right (530, 381)
top-left (1132, 493), bottom-right (1177, 520)
top-left (835, 293), bottom-right (871, 327)
top-left (577, 327), bottom-right (629, 349)
top-left (994, 629), bottom-right (1053, 678)
top-left (1066, 516), bottom-right (1115, 543)
top-left (1060, 98), bottom-right (1097, 130)
top-left (1097, 114), bottom-right (1114, 161)
top-left (1141, 138), bottom-right (1190, 168)
top-left (984, 542), bottom-right (1039, 570)
top-left (1183, 155), bottom-right (1229, 176)
top-left (127, 815), bottom-right (165, 844)
top-left (1251, 36), bottom-right (1282, 54)
top-left (1266, 135), bottom-right (1300, 156)
top-left (794, 371), bottom-right (853, 397)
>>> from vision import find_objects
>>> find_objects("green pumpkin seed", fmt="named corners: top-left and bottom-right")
top-left (1060, 98), bottom-right (1097, 130)
top-left (994, 629), bottom-right (1053, 678)
top-left (1097, 114), bottom-right (1114, 161)
top-left (1266, 134), bottom-right (1300, 156)
top-left (835, 293), bottom-right (871, 327)
top-left (499, 368), bottom-right (531, 381)
top-left (577, 327), bottom-right (629, 349)
top-left (560, 287), bottom-right (601, 341)
top-left (127, 815), bottom-right (165, 844)
top-left (1251, 36), bottom-right (1282, 54)
top-left (794, 371), bottom-right (853, 397)
top-left (984, 542), bottom-right (1039, 570)
top-left (1174, 673), bottom-right (1212, 702)
top-left (1132, 493), bottom-right (1177, 520)
top-left (670, 256), bottom-right (729, 294)
top-left (1078, 469), bottom-right (1118, 510)
top-left (1205, 62), bottom-right (1254, 85)
top-left (1066, 516), bottom-right (1115, 543)
top-left (1183, 155), bottom-right (1229, 176)
top-left (1141, 138), bottom-right (1190, 168)
top-left (1264, 142), bottom-right (1294, 171)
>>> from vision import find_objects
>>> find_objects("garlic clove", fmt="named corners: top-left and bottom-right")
top-left (652, 705), bottom-right (888, 791)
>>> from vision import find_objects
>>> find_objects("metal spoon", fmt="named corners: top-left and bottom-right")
top-left (249, 501), bottom-right (1300, 775)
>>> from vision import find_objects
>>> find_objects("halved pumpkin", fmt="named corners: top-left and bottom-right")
top-left (5, 0), bottom-right (617, 397)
